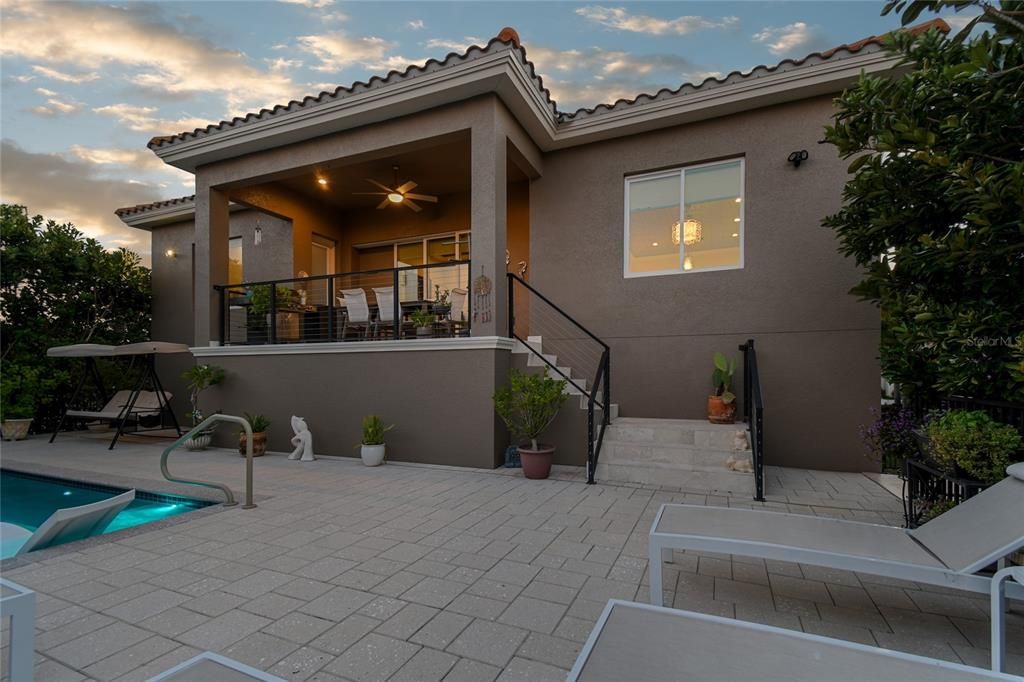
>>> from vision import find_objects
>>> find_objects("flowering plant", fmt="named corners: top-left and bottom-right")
top-left (859, 405), bottom-right (919, 473)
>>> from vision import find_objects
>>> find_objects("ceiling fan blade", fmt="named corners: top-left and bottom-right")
top-left (404, 200), bottom-right (422, 213)
top-left (367, 179), bottom-right (394, 193)
top-left (352, 192), bottom-right (387, 196)
top-left (396, 180), bottom-right (418, 194)
top-left (404, 193), bottom-right (438, 203)
top-left (376, 198), bottom-right (390, 210)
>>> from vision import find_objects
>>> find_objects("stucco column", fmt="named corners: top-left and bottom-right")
top-left (470, 117), bottom-right (508, 337)
top-left (193, 182), bottom-right (230, 346)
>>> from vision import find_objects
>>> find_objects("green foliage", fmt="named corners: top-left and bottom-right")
top-left (242, 412), bottom-right (271, 434)
top-left (859, 405), bottom-right (920, 472)
top-left (926, 410), bottom-right (1022, 484)
top-left (921, 497), bottom-right (958, 522)
top-left (433, 285), bottom-right (450, 307)
top-left (493, 369), bottom-right (568, 450)
top-left (249, 284), bottom-right (294, 317)
top-left (182, 364), bottom-right (226, 426)
top-left (0, 204), bottom-right (151, 431)
top-left (410, 308), bottom-right (435, 328)
top-left (360, 415), bottom-right (394, 445)
top-left (711, 352), bottom-right (736, 404)
top-left (822, 2), bottom-right (1024, 402)
top-left (1, 364), bottom-right (57, 421)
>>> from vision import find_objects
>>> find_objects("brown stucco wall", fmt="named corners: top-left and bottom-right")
top-left (529, 96), bottom-right (880, 472)
top-left (202, 347), bottom-right (509, 468)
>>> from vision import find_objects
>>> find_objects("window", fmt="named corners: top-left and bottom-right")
top-left (624, 159), bottom-right (744, 277)
top-left (228, 236), bottom-right (243, 283)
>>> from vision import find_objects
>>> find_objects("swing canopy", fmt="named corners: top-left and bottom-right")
top-left (47, 342), bottom-right (190, 357)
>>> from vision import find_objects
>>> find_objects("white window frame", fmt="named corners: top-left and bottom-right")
top-left (623, 158), bottom-right (745, 278)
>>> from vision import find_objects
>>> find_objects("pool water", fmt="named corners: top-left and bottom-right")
top-left (0, 470), bottom-right (212, 558)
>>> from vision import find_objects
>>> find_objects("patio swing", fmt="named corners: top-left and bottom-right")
top-left (47, 341), bottom-right (188, 449)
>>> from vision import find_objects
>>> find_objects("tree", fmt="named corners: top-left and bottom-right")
top-left (822, 1), bottom-right (1024, 402)
top-left (0, 204), bottom-right (152, 429)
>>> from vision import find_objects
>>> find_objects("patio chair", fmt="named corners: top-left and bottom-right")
top-left (148, 651), bottom-right (285, 682)
top-left (568, 600), bottom-right (1016, 681)
top-left (0, 490), bottom-right (135, 556)
top-left (445, 287), bottom-right (469, 337)
top-left (339, 288), bottom-right (370, 340)
top-left (648, 463), bottom-right (1024, 608)
top-left (371, 286), bottom-right (397, 339)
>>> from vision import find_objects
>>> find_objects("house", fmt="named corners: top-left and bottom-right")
top-left (116, 23), bottom-right (946, 488)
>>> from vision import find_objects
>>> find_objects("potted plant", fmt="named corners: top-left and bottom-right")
top-left (182, 364), bottom-right (225, 450)
top-left (248, 284), bottom-right (295, 343)
top-left (708, 352), bottom-right (737, 424)
top-left (433, 285), bottom-right (451, 317)
top-left (410, 308), bottom-right (435, 337)
top-left (0, 365), bottom-right (37, 442)
top-left (359, 415), bottom-right (393, 466)
top-left (493, 370), bottom-right (568, 479)
top-left (239, 412), bottom-right (270, 457)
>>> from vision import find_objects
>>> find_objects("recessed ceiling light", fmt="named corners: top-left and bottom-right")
top-left (733, 217), bottom-right (741, 222)
top-left (731, 233), bottom-right (739, 238)
top-left (651, 241), bottom-right (659, 247)
top-left (735, 197), bottom-right (742, 203)
top-left (317, 178), bottom-right (328, 186)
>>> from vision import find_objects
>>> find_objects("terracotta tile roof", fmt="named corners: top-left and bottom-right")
top-left (145, 20), bottom-right (949, 151)
top-left (115, 195), bottom-right (195, 217)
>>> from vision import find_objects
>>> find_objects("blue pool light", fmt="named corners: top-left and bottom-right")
top-left (63, 491), bottom-right (72, 496)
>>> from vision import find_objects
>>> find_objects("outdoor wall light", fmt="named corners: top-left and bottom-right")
top-left (317, 177), bottom-right (328, 186)
top-left (788, 150), bottom-right (809, 168)
top-left (254, 226), bottom-right (263, 246)
top-left (164, 249), bottom-right (176, 259)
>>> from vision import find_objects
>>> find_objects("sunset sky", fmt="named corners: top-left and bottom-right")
top-left (0, 1), bottom-right (974, 262)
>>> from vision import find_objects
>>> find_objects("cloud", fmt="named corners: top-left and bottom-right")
top-left (942, 13), bottom-right (982, 31)
top-left (526, 45), bottom-right (717, 110)
top-left (752, 22), bottom-right (827, 56)
top-left (278, 0), bottom-right (335, 8)
top-left (69, 143), bottom-right (195, 185)
top-left (1, 1), bottom-right (298, 115)
top-left (296, 33), bottom-right (398, 71)
top-left (35, 87), bottom-right (57, 97)
top-left (425, 37), bottom-right (484, 52)
top-left (0, 139), bottom-right (159, 256)
top-left (408, 20), bottom-right (425, 30)
top-left (93, 104), bottom-right (210, 135)
top-left (31, 65), bottom-right (100, 83)
top-left (576, 6), bottom-right (738, 35)
top-left (31, 94), bottom-right (83, 116)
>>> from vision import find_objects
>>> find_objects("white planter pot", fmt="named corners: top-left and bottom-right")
top-left (185, 434), bottom-right (212, 451)
top-left (361, 443), bottom-right (386, 466)
top-left (1, 419), bottom-right (32, 441)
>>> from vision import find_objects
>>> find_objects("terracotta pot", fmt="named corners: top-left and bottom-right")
top-left (707, 396), bottom-right (736, 424)
top-left (519, 444), bottom-right (554, 479)
top-left (239, 431), bottom-right (267, 457)
top-left (1, 418), bottom-right (32, 441)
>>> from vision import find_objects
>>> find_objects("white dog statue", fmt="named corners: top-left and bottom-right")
top-left (288, 416), bottom-right (315, 461)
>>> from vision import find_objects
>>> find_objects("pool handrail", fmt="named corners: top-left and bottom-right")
top-left (160, 414), bottom-right (255, 509)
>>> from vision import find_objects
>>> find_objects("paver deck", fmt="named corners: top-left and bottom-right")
top-left (1, 433), bottom-right (1021, 681)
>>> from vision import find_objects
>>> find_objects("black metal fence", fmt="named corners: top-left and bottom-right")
top-left (904, 394), bottom-right (1024, 437)
top-left (903, 458), bottom-right (986, 528)
top-left (739, 339), bottom-right (765, 502)
top-left (507, 273), bottom-right (610, 484)
top-left (215, 261), bottom-right (470, 345)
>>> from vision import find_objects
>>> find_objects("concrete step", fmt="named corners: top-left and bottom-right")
top-left (594, 461), bottom-right (753, 495)
top-left (599, 440), bottom-right (745, 472)
top-left (606, 417), bottom-right (747, 451)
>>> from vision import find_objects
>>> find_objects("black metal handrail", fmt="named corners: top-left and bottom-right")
top-left (214, 260), bottom-right (471, 345)
top-left (739, 339), bottom-right (765, 501)
top-left (508, 273), bottom-right (610, 484)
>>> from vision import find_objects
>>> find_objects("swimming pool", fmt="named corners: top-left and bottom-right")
top-left (0, 470), bottom-right (213, 558)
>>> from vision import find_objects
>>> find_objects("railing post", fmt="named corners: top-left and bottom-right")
top-left (217, 287), bottom-right (226, 346)
top-left (393, 268), bottom-right (401, 339)
top-left (269, 284), bottom-right (277, 344)
top-left (327, 277), bottom-right (335, 341)
top-left (507, 273), bottom-right (515, 338)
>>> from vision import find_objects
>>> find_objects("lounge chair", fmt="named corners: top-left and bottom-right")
top-left (649, 463), bottom-right (1024, 607)
top-left (0, 490), bottom-right (135, 556)
top-left (568, 600), bottom-right (1016, 681)
top-left (148, 652), bottom-right (286, 681)
top-left (0, 579), bottom-right (35, 682)
top-left (64, 389), bottom-right (171, 423)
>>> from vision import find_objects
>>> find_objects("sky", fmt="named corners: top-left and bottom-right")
top-left (0, 0), bottom-right (974, 263)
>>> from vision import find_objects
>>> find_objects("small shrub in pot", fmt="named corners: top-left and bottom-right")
top-left (493, 370), bottom-right (568, 479)
top-left (239, 412), bottom-right (271, 457)
top-left (925, 410), bottom-right (1022, 485)
top-left (359, 415), bottom-right (393, 466)
top-left (708, 352), bottom-right (737, 424)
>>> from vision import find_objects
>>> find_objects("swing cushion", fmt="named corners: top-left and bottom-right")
top-left (65, 390), bottom-right (172, 421)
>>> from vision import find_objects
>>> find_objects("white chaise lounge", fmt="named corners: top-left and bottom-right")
top-left (568, 600), bottom-right (1018, 681)
top-left (0, 490), bottom-right (135, 556)
top-left (148, 652), bottom-right (286, 681)
top-left (649, 463), bottom-right (1024, 607)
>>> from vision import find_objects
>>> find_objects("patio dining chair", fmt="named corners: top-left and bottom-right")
top-left (339, 288), bottom-right (370, 340)
top-left (445, 287), bottom-right (469, 337)
top-left (371, 286), bottom-right (397, 339)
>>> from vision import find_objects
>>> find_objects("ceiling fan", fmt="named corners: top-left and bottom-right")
top-left (353, 165), bottom-right (438, 212)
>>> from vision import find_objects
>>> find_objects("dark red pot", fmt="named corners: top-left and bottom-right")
top-left (519, 444), bottom-right (555, 479)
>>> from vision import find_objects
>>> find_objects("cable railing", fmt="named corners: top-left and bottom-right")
top-left (739, 339), bottom-right (765, 501)
top-left (508, 273), bottom-right (610, 484)
top-left (214, 261), bottom-right (471, 345)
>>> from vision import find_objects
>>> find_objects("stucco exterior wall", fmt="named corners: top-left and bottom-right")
top-left (529, 96), bottom-right (880, 472)
top-left (202, 347), bottom-right (509, 468)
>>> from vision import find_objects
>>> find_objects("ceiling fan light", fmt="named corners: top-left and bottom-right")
top-left (387, 192), bottom-right (403, 203)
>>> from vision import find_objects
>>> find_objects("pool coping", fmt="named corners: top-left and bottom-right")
top-left (0, 460), bottom-right (269, 569)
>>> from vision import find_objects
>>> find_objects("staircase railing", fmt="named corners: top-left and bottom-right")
top-left (739, 339), bottom-right (765, 502)
top-left (507, 273), bottom-right (610, 484)
top-left (161, 414), bottom-right (256, 508)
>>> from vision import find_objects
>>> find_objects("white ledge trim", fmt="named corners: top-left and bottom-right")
top-left (190, 336), bottom-right (515, 357)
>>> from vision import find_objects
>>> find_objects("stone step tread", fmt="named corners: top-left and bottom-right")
top-left (600, 438), bottom-right (745, 455)
top-left (595, 464), bottom-right (753, 494)
top-left (600, 448), bottom-right (748, 472)
top-left (611, 417), bottom-right (746, 431)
